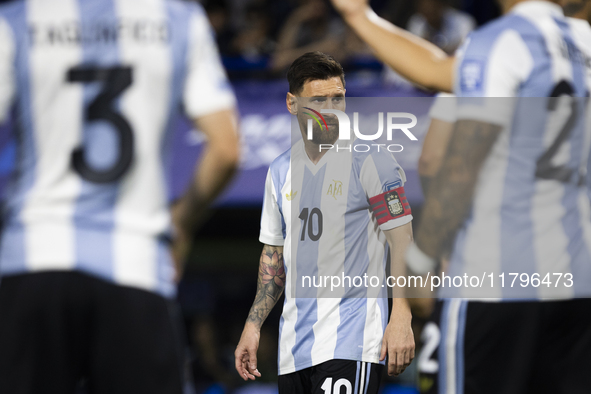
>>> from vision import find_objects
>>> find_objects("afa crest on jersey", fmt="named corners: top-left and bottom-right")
top-left (326, 179), bottom-right (343, 199)
top-left (460, 59), bottom-right (485, 93)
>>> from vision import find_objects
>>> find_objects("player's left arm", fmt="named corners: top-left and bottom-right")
top-left (171, 4), bottom-right (240, 278)
top-left (381, 222), bottom-right (415, 377)
top-left (171, 109), bottom-right (240, 278)
top-left (413, 120), bottom-right (502, 260)
top-left (361, 151), bottom-right (416, 375)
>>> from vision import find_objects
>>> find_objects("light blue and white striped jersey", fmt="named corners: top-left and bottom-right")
top-left (260, 139), bottom-right (413, 375)
top-left (0, 0), bottom-right (235, 297)
top-left (569, 18), bottom-right (591, 205)
top-left (449, 1), bottom-right (591, 299)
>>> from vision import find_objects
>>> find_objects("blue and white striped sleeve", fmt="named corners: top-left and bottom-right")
top-left (0, 16), bottom-right (14, 124)
top-left (183, 5), bottom-right (236, 119)
top-left (259, 169), bottom-right (285, 246)
top-left (454, 27), bottom-right (533, 123)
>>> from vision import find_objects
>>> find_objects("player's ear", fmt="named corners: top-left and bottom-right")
top-left (287, 92), bottom-right (298, 115)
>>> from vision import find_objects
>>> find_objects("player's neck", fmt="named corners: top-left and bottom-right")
top-left (563, 1), bottom-right (591, 20)
top-left (303, 139), bottom-right (330, 165)
top-left (502, 0), bottom-right (559, 14)
top-left (577, 3), bottom-right (591, 23)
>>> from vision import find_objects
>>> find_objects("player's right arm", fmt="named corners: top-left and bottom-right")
top-left (419, 94), bottom-right (457, 201)
top-left (235, 168), bottom-right (285, 381)
top-left (330, 0), bottom-right (455, 92)
top-left (419, 118), bottom-right (454, 195)
top-left (409, 26), bottom-right (530, 266)
top-left (235, 244), bottom-right (285, 381)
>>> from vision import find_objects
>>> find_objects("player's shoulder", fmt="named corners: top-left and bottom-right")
top-left (0, 0), bottom-right (26, 45)
top-left (0, 0), bottom-right (25, 21)
top-left (350, 140), bottom-right (373, 166)
top-left (351, 139), bottom-right (399, 172)
top-left (166, 0), bottom-right (205, 19)
top-left (463, 13), bottom-right (537, 55)
top-left (269, 148), bottom-right (291, 179)
top-left (568, 18), bottom-right (591, 48)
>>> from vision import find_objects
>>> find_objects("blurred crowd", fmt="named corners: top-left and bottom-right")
top-left (201, 0), bottom-right (495, 80)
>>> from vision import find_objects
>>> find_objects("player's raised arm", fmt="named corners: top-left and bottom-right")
top-left (381, 223), bottom-right (415, 376)
top-left (235, 244), bottom-right (285, 381)
top-left (330, 0), bottom-right (455, 92)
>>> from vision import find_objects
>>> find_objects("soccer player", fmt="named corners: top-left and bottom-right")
top-left (332, 0), bottom-right (591, 393)
top-left (234, 51), bottom-right (415, 393)
top-left (0, 0), bottom-right (239, 393)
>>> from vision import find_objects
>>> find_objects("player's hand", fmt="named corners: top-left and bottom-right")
top-left (234, 323), bottom-right (262, 381)
top-left (380, 304), bottom-right (415, 376)
top-left (329, 0), bottom-right (368, 18)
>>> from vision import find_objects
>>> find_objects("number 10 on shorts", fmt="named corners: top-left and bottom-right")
top-left (321, 377), bottom-right (352, 394)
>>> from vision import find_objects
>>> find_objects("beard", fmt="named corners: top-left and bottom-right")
top-left (311, 123), bottom-right (339, 145)
top-left (300, 113), bottom-right (339, 145)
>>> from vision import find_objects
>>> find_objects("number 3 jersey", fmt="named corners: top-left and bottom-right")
top-left (0, 0), bottom-right (235, 297)
top-left (447, 1), bottom-right (591, 299)
top-left (260, 139), bottom-right (413, 375)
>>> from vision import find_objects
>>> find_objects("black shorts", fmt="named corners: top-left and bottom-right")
top-left (0, 271), bottom-right (185, 394)
top-left (278, 359), bottom-right (383, 394)
top-left (418, 299), bottom-right (591, 394)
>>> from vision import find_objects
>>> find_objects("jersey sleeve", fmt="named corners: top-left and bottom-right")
top-left (183, 6), bottom-right (236, 119)
top-left (259, 169), bottom-right (285, 246)
top-left (360, 152), bottom-right (413, 231)
top-left (0, 17), bottom-right (15, 124)
top-left (454, 28), bottom-right (533, 124)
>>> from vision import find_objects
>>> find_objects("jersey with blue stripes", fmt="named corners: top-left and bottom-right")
top-left (449, 1), bottom-right (591, 299)
top-left (0, 0), bottom-right (235, 297)
top-left (260, 139), bottom-right (412, 375)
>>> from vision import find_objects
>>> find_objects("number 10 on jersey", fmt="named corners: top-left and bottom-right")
top-left (299, 208), bottom-right (323, 241)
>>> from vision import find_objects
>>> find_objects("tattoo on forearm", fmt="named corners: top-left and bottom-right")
top-left (416, 120), bottom-right (501, 258)
top-left (246, 245), bottom-right (286, 329)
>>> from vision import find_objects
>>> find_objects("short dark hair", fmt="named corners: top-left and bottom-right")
top-left (287, 52), bottom-right (345, 95)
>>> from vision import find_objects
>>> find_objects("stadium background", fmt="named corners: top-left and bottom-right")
top-left (0, 0), bottom-right (501, 393)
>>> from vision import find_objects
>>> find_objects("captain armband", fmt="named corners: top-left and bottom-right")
top-left (369, 186), bottom-right (411, 225)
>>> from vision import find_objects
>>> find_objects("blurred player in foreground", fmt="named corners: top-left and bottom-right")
top-left (0, 0), bottom-right (239, 392)
top-left (234, 51), bottom-right (415, 393)
top-left (332, 0), bottom-right (591, 393)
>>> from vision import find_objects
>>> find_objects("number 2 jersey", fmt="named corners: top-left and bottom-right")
top-left (0, 0), bottom-right (235, 297)
top-left (260, 139), bottom-right (412, 375)
top-left (448, 1), bottom-right (591, 299)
